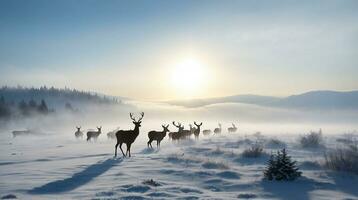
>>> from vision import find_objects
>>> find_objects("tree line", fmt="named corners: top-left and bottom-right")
top-left (0, 96), bottom-right (51, 120)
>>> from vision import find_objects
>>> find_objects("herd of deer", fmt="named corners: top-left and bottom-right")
top-left (74, 112), bottom-right (238, 157)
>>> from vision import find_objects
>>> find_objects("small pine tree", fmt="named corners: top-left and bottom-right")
top-left (263, 154), bottom-right (277, 180)
top-left (263, 148), bottom-right (302, 181)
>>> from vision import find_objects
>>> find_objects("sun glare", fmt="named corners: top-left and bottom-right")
top-left (170, 58), bottom-right (205, 94)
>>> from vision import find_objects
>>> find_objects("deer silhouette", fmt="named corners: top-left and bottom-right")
top-left (75, 126), bottom-right (83, 138)
top-left (169, 121), bottom-right (185, 140)
top-left (114, 112), bottom-right (144, 157)
top-left (189, 124), bottom-right (196, 135)
top-left (147, 124), bottom-right (170, 148)
top-left (193, 122), bottom-right (202, 139)
top-left (228, 123), bottom-right (237, 133)
top-left (87, 126), bottom-right (102, 141)
top-left (214, 123), bottom-right (222, 134)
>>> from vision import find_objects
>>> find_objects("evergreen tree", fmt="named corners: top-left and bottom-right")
top-left (0, 96), bottom-right (10, 118)
top-left (263, 148), bottom-right (301, 181)
top-left (263, 154), bottom-right (277, 180)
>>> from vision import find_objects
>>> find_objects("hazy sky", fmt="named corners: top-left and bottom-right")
top-left (0, 0), bottom-right (357, 100)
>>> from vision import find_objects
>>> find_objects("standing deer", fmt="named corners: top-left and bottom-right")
top-left (193, 122), bottom-right (202, 139)
top-left (148, 124), bottom-right (170, 148)
top-left (214, 123), bottom-right (222, 134)
top-left (189, 124), bottom-right (196, 135)
top-left (75, 126), bottom-right (83, 138)
top-left (228, 123), bottom-right (237, 133)
top-left (87, 126), bottom-right (102, 141)
top-left (169, 121), bottom-right (185, 140)
top-left (114, 112), bottom-right (144, 157)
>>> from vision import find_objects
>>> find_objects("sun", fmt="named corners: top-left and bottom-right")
top-left (170, 58), bottom-right (205, 94)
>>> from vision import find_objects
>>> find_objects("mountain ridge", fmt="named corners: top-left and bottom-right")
top-left (166, 90), bottom-right (358, 110)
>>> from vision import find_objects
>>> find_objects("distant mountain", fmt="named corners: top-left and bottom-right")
top-left (167, 90), bottom-right (358, 110)
top-left (167, 95), bottom-right (281, 108)
top-left (277, 90), bottom-right (358, 109)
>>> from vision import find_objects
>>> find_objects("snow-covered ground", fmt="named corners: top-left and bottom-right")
top-left (1, 126), bottom-right (358, 200)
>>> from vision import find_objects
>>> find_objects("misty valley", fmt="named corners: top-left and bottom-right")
top-left (0, 86), bottom-right (357, 199)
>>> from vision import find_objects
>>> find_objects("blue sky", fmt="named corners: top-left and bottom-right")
top-left (0, 0), bottom-right (357, 100)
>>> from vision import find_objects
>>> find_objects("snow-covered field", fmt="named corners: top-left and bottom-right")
top-left (1, 126), bottom-right (358, 200)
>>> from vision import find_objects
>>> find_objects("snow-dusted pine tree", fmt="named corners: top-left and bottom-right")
top-left (264, 148), bottom-right (301, 181)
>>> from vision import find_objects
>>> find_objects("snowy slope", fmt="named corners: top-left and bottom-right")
top-left (1, 128), bottom-right (358, 200)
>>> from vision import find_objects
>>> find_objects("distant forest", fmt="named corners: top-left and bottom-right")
top-left (0, 86), bottom-right (121, 120)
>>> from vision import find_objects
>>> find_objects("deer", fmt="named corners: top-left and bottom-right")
top-left (147, 124), bottom-right (170, 148)
top-left (193, 122), bottom-right (202, 139)
top-left (114, 112), bottom-right (144, 157)
top-left (228, 123), bottom-right (237, 133)
top-left (169, 121), bottom-right (185, 140)
top-left (87, 126), bottom-right (102, 141)
top-left (189, 124), bottom-right (196, 135)
top-left (203, 129), bottom-right (212, 135)
top-left (75, 126), bottom-right (83, 138)
top-left (214, 123), bottom-right (222, 134)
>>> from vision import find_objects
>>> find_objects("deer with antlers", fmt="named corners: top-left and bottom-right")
top-left (114, 112), bottom-right (144, 157)
top-left (193, 122), bottom-right (202, 139)
top-left (87, 126), bottom-right (102, 141)
top-left (228, 123), bottom-right (237, 133)
top-left (147, 124), bottom-right (170, 148)
top-left (169, 121), bottom-right (185, 140)
top-left (75, 126), bottom-right (83, 138)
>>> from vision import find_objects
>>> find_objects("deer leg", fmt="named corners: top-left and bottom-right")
top-left (125, 143), bottom-right (129, 157)
top-left (119, 143), bottom-right (126, 157)
top-left (157, 140), bottom-right (159, 148)
top-left (115, 142), bottom-right (119, 157)
top-left (128, 143), bottom-right (132, 157)
top-left (147, 139), bottom-right (152, 148)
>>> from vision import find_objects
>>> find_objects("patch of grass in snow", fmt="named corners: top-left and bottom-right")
top-left (324, 144), bottom-right (358, 174)
top-left (242, 144), bottom-right (266, 158)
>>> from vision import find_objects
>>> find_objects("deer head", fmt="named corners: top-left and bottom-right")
top-left (194, 122), bottom-right (202, 128)
top-left (130, 112), bottom-right (144, 127)
top-left (162, 124), bottom-right (170, 132)
top-left (76, 126), bottom-right (81, 131)
top-left (97, 126), bottom-right (102, 132)
top-left (232, 123), bottom-right (236, 128)
top-left (172, 121), bottom-right (184, 132)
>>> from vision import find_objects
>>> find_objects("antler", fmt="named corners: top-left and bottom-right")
top-left (194, 122), bottom-right (202, 126)
top-left (172, 121), bottom-right (181, 128)
top-left (130, 113), bottom-right (136, 122)
top-left (137, 112), bottom-right (144, 122)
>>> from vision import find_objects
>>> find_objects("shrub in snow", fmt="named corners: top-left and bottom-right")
top-left (242, 144), bottom-right (264, 158)
top-left (299, 129), bottom-right (323, 148)
top-left (264, 148), bottom-right (302, 181)
top-left (324, 144), bottom-right (358, 174)
top-left (336, 133), bottom-right (358, 145)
